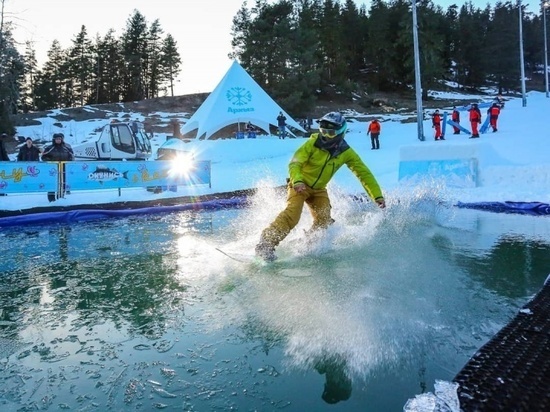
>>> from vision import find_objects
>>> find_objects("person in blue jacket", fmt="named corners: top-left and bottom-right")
top-left (277, 112), bottom-right (287, 139)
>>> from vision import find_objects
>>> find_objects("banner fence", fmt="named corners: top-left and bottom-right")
top-left (0, 160), bottom-right (211, 195)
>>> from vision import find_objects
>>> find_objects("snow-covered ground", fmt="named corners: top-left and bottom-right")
top-left (2, 91), bottom-right (549, 212)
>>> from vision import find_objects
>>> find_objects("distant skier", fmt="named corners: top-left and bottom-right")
top-left (366, 118), bottom-right (381, 150)
top-left (432, 110), bottom-right (444, 140)
top-left (468, 103), bottom-right (482, 138)
top-left (487, 103), bottom-right (501, 132)
top-left (451, 107), bottom-right (461, 134)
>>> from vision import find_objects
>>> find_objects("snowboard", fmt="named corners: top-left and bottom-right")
top-left (215, 247), bottom-right (312, 277)
top-left (479, 116), bottom-right (491, 134)
top-left (441, 112), bottom-right (447, 137)
top-left (215, 247), bottom-right (259, 264)
top-left (446, 120), bottom-right (470, 135)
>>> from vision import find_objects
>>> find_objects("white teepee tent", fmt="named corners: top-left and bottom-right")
top-left (181, 60), bottom-right (306, 139)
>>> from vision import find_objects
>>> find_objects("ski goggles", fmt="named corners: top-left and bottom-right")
top-left (319, 123), bottom-right (347, 139)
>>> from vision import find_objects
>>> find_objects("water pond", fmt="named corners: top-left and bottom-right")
top-left (1, 193), bottom-right (549, 411)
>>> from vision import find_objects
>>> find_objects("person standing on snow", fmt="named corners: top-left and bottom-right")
top-left (432, 110), bottom-right (444, 140)
top-left (367, 118), bottom-right (381, 150)
top-left (42, 133), bottom-right (74, 162)
top-left (493, 94), bottom-right (504, 109)
top-left (468, 103), bottom-right (482, 138)
top-left (0, 133), bottom-right (10, 161)
top-left (277, 111), bottom-right (287, 139)
top-left (451, 107), bottom-right (461, 134)
top-left (17, 137), bottom-right (41, 161)
top-left (41, 133), bottom-right (74, 201)
top-left (255, 112), bottom-right (386, 262)
top-left (487, 103), bottom-right (501, 132)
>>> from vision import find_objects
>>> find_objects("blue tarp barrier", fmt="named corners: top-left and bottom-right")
top-left (2, 198), bottom-right (548, 229)
top-left (456, 201), bottom-right (550, 216)
top-left (0, 197), bottom-right (249, 228)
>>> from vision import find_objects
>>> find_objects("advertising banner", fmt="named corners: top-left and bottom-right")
top-left (0, 162), bottom-right (58, 194)
top-left (0, 160), bottom-right (211, 194)
top-left (65, 160), bottom-right (211, 191)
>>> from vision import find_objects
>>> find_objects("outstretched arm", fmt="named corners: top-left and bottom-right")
top-left (345, 149), bottom-right (385, 208)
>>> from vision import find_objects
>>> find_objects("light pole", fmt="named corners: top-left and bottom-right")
top-left (411, 0), bottom-right (425, 141)
top-left (519, 0), bottom-right (527, 107)
top-left (543, 1), bottom-right (549, 97)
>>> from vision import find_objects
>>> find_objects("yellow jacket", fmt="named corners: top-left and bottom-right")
top-left (288, 133), bottom-right (384, 201)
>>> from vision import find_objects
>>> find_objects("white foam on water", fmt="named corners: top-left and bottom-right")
top-left (180, 184), bottom-right (473, 380)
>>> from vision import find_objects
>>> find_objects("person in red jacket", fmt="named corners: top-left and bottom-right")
top-left (468, 103), bottom-right (482, 138)
top-left (432, 110), bottom-right (444, 140)
top-left (451, 107), bottom-right (461, 134)
top-left (487, 103), bottom-right (501, 132)
top-left (366, 118), bottom-right (381, 150)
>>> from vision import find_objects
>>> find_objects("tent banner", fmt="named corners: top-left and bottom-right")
top-left (0, 162), bottom-right (58, 193)
top-left (65, 160), bottom-right (211, 191)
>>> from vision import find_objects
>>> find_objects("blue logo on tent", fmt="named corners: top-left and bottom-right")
top-left (226, 87), bottom-right (252, 106)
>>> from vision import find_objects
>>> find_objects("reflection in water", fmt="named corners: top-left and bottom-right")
top-left (455, 235), bottom-right (550, 298)
top-left (0, 190), bottom-right (549, 411)
top-left (315, 355), bottom-right (352, 404)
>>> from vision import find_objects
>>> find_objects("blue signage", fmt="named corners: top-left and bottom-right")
top-left (0, 162), bottom-right (58, 193)
top-left (0, 160), bottom-right (211, 194)
top-left (65, 160), bottom-right (211, 191)
top-left (226, 86), bottom-right (255, 114)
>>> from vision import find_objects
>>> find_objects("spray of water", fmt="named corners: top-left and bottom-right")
top-left (172, 181), bottom-right (464, 383)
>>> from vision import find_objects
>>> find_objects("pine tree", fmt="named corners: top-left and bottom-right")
top-left (160, 34), bottom-right (182, 97)
top-left (454, 2), bottom-right (490, 90)
top-left (485, 2), bottom-right (521, 93)
top-left (67, 25), bottom-right (94, 106)
top-left (416, 0), bottom-right (447, 100)
top-left (0, 22), bottom-right (23, 133)
top-left (445, 4), bottom-right (461, 87)
top-left (145, 19), bottom-right (164, 98)
top-left (317, 0), bottom-right (346, 87)
top-left (340, 0), bottom-right (367, 84)
top-left (284, 0), bottom-right (322, 114)
top-left (34, 40), bottom-right (67, 110)
top-left (365, 0), bottom-right (395, 90)
top-left (121, 10), bottom-right (149, 101)
top-left (94, 29), bottom-right (124, 104)
top-left (229, 2), bottom-right (252, 65)
top-left (21, 41), bottom-right (38, 112)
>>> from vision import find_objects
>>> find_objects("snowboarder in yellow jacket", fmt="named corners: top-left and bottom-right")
top-left (255, 112), bottom-right (386, 261)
